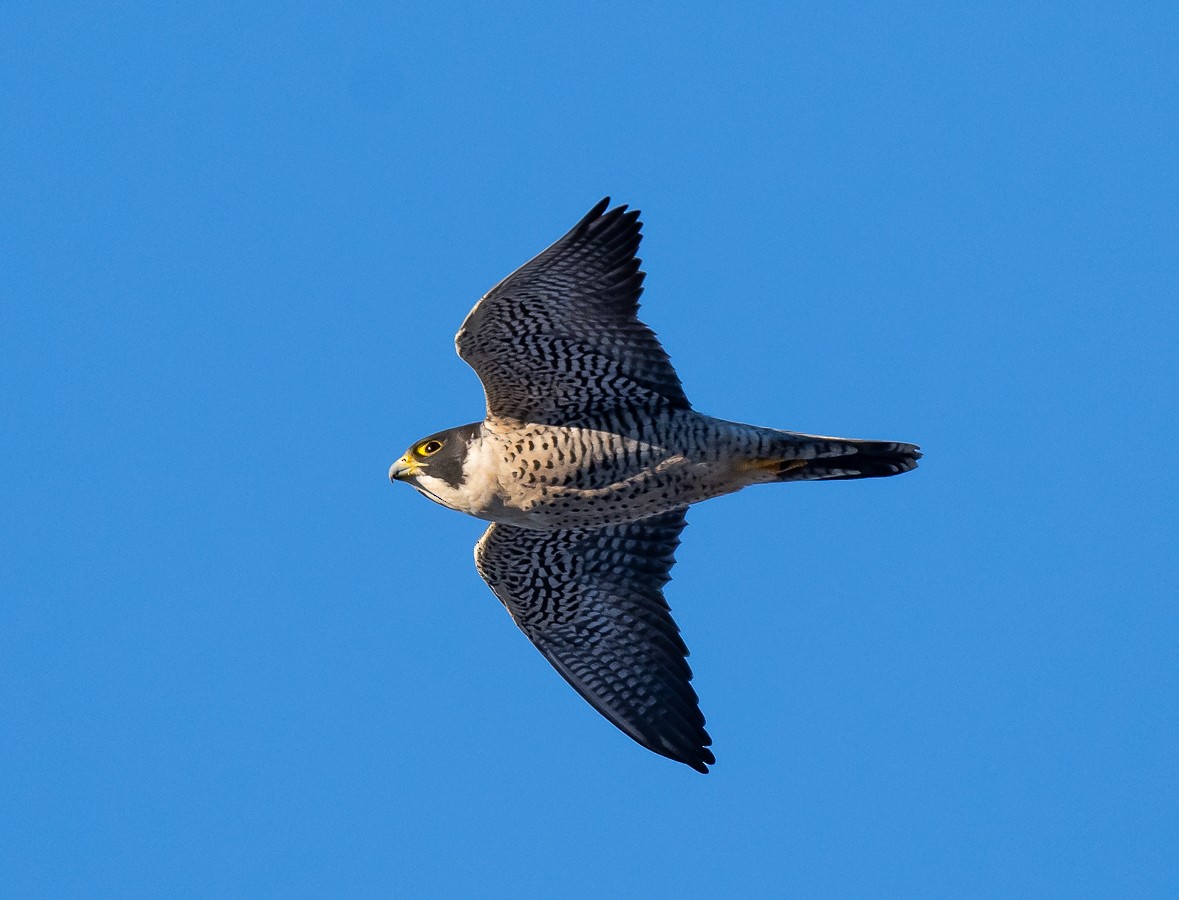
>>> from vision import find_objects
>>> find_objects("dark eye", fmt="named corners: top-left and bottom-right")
top-left (418, 440), bottom-right (443, 456)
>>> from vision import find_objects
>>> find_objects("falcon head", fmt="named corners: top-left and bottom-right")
top-left (388, 422), bottom-right (484, 510)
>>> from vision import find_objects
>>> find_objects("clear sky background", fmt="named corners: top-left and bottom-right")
top-left (3, 3), bottom-right (1176, 898)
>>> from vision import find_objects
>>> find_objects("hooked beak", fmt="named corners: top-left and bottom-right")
top-left (388, 454), bottom-right (423, 482)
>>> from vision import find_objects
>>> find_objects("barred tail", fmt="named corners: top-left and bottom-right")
top-left (743, 433), bottom-right (922, 483)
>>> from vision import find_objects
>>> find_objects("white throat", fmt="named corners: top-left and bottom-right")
top-left (414, 434), bottom-right (501, 518)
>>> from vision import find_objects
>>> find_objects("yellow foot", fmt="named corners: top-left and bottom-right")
top-left (739, 458), bottom-right (808, 476)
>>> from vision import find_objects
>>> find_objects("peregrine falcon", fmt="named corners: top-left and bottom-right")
top-left (389, 198), bottom-right (920, 773)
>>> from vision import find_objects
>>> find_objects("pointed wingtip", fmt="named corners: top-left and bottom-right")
top-left (685, 751), bottom-right (714, 774)
top-left (574, 196), bottom-right (640, 240)
top-left (569, 197), bottom-right (613, 236)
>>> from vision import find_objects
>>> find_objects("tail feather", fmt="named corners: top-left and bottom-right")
top-left (751, 436), bottom-right (922, 483)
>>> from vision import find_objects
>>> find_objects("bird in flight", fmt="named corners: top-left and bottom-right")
top-left (389, 199), bottom-right (920, 773)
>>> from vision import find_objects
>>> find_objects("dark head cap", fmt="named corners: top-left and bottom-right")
top-left (388, 422), bottom-right (482, 486)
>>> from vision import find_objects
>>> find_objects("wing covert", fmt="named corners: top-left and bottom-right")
top-left (456, 199), bottom-right (691, 427)
top-left (473, 509), bottom-right (714, 773)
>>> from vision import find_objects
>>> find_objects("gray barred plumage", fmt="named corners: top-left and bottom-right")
top-left (389, 198), bottom-right (920, 773)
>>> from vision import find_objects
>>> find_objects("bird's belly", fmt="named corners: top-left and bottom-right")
top-left (487, 454), bottom-right (737, 529)
top-left (444, 420), bottom-right (754, 529)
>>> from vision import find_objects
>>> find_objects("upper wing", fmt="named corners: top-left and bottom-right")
top-left (474, 509), bottom-right (714, 773)
top-left (455, 198), bottom-right (691, 428)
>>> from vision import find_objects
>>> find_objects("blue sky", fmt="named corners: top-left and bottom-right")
top-left (3, 3), bottom-right (1176, 897)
